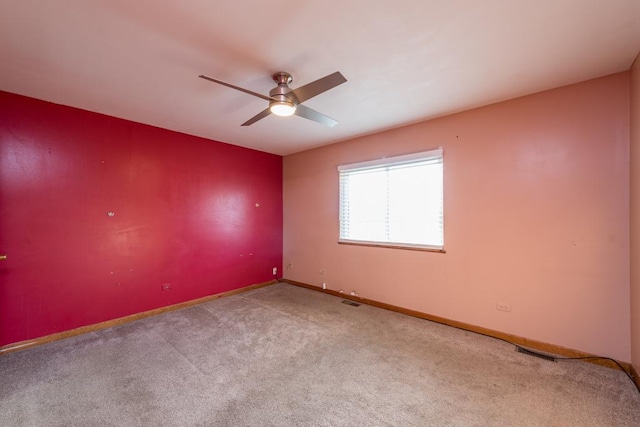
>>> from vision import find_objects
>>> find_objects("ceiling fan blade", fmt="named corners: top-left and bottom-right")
top-left (241, 108), bottom-right (272, 126)
top-left (290, 71), bottom-right (347, 104)
top-left (199, 75), bottom-right (272, 101)
top-left (294, 104), bottom-right (338, 127)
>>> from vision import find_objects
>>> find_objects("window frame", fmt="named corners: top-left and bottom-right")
top-left (337, 148), bottom-right (445, 252)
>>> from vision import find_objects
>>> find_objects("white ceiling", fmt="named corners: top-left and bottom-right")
top-left (1, 1), bottom-right (639, 156)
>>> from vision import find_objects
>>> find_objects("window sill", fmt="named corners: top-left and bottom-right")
top-left (338, 240), bottom-right (446, 253)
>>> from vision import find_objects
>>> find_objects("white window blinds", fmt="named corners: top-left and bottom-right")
top-left (338, 148), bottom-right (444, 250)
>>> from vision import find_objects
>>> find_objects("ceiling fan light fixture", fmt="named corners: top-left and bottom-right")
top-left (270, 100), bottom-right (297, 117)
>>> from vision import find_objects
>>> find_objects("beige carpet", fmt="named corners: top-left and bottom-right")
top-left (1, 283), bottom-right (639, 426)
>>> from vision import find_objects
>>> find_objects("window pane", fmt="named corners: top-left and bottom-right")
top-left (388, 162), bottom-right (442, 246)
top-left (342, 169), bottom-right (387, 241)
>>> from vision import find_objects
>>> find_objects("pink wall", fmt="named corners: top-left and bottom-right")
top-left (0, 91), bottom-right (283, 347)
top-left (631, 54), bottom-right (640, 370)
top-left (284, 73), bottom-right (631, 361)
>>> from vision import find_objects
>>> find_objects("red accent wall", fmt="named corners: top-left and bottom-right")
top-left (0, 91), bottom-right (283, 347)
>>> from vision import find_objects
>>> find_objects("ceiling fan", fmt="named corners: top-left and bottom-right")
top-left (198, 71), bottom-right (347, 127)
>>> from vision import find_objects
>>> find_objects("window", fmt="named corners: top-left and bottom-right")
top-left (338, 148), bottom-right (444, 251)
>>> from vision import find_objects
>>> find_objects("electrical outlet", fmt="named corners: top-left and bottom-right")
top-left (272, 267), bottom-right (277, 276)
top-left (162, 283), bottom-right (171, 291)
top-left (496, 302), bottom-right (511, 312)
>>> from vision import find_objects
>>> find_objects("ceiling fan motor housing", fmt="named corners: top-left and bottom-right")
top-left (269, 72), bottom-right (297, 115)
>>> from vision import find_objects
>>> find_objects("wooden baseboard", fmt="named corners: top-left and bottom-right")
top-left (6, 277), bottom-right (635, 379)
top-left (631, 365), bottom-right (640, 390)
top-left (0, 279), bottom-right (278, 356)
top-left (282, 279), bottom-right (632, 374)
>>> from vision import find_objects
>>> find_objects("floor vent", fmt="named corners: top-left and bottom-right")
top-left (517, 346), bottom-right (557, 362)
top-left (341, 300), bottom-right (361, 307)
